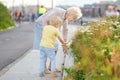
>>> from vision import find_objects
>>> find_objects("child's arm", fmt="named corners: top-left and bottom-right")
top-left (58, 36), bottom-right (69, 53)
top-left (58, 35), bottom-right (65, 45)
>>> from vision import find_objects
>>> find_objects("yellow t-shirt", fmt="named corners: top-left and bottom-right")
top-left (40, 25), bottom-right (60, 48)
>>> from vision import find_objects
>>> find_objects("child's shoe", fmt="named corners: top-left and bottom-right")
top-left (39, 73), bottom-right (45, 77)
top-left (45, 69), bottom-right (51, 74)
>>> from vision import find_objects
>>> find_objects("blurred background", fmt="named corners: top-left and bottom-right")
top-left (0, 0), bottom-right (119, 22)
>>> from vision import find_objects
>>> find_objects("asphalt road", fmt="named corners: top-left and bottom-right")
top-left (0, 22), bottom-right (34, 71)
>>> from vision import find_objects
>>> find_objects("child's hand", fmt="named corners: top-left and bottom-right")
top-left (62, 44), bottom-right (69, 54)
top-left (62, 40), bottom-right (72, 54)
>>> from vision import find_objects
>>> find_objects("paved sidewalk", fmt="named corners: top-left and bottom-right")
top-left (0, 24), bottom-right (79, 80)
top-left (0, 50), bottom-right (62, 80)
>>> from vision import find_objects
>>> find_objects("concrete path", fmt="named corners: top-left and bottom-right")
top-left (0, 24), bottom-right (79, 80)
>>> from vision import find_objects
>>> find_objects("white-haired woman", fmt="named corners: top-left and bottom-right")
top-left (33, 7), bottom-right (82, 74)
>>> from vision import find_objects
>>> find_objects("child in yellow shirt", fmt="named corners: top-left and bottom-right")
top-left (39, 16), bottom-right (65, 77)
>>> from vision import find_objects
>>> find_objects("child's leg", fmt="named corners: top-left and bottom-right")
top-left (33, 23), bottom-right (43, 50)
top-left (45, 58), bottom-right (51, 74)
top-left (46, 49), bottom-right (56, 73)
top-left (40, 47), bottom-right (46, 74)
top-left (48, 41), bottom-right (59, 70)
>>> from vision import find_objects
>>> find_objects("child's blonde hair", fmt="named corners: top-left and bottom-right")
top-left (49, 16), bottom-right (63, 26)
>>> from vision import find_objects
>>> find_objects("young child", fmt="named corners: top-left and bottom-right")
top-left (39, 16), bottom-right (66, 77)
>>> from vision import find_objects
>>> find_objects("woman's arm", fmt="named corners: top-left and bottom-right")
top-left (62, 20), bottom-right (68, 42)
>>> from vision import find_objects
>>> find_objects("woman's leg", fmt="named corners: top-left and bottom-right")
top-left (54, 40), bottom-right (59, 54)
top-left (33, 23), bottom-right (43, 50)
top-left (40, 47), bottom-right (46, 76)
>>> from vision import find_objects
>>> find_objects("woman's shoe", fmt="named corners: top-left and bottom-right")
top-left (55, 68), bottom-right (61, 73)
top-left (45, 72), bottom-right (59, 78)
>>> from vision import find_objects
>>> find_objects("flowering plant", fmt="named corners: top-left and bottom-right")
top-left (64, 17), bottom-right (120, 80)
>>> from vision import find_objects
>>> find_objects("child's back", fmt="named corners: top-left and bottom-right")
top-left (40, 25), bottom-right (60, 48)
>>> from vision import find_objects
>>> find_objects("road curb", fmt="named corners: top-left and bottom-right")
top-left (0, 48), bottom-right (32, 77)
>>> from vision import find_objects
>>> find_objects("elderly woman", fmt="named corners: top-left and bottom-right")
top-left (33, 7), bottom-right (82, 74)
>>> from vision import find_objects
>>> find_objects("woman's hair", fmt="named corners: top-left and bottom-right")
top-left (49, 16), bottom-right (63, 26)
top-left (66, 7), bottom-right (82, 19)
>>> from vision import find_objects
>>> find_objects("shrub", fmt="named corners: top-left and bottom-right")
top-left (64, 17), bottom-right (120, 80)
top-left (0, 2), bottom-right (15, 31)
